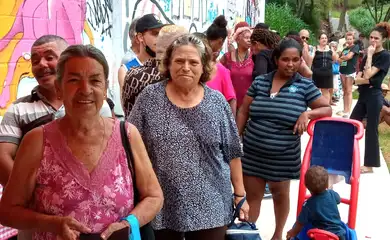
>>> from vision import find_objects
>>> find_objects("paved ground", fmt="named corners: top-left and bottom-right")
top-left (256, 99), bottom-right (390, 240)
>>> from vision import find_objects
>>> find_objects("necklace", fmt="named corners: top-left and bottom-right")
top-left (236, 48), bottom-right (248, 63)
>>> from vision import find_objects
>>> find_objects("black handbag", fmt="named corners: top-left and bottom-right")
top-left (120, 121), bottom-right (155, 240)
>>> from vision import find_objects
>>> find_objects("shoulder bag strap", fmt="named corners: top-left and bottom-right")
top-left (120, 121), bottom-right (139, 201)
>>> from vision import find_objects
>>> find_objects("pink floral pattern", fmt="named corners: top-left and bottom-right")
top-left (31, 120), bottom-right (134, 239)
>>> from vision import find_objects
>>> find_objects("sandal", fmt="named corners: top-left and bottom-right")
top-left (336, 111), bottom-right (345, 116)
top-left (360, 166), bottom-right (373, 174)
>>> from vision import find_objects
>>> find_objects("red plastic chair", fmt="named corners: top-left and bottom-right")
top-left (307, 229), bottom-right (339, 240)
top-left (297, 117), bottom-right (364, 230)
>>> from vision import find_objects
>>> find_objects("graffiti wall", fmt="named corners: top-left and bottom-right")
top-left (0, 0), bottom-right (264, 117)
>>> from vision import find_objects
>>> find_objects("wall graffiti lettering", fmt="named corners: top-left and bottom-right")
top-left (87, 0), bottom-right (113, 37)
top-left (0, 0), bottom-right (263, 117)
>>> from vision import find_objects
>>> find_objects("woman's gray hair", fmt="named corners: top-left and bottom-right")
top-left (56, 44), bottom-right (109, 86)
top-left (159, 34), bottom-right (213, 83)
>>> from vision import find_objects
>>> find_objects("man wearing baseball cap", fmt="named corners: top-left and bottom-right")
top-left (119, 14), bottom-right (164, 108)
top-left (135, 14), bottom-right (165, 60)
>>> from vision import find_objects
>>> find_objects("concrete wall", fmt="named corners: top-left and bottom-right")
top-left (0, 0), bottom-right (265, 117)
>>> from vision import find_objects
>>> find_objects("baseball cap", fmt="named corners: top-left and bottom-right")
top-left (136, 14), bottom-right (165, 33)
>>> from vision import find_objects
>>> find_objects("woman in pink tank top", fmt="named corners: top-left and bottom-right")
top-left (0, 45), bottom-right (163, 240)
top-left (220, 24), bottom-right (254, 110)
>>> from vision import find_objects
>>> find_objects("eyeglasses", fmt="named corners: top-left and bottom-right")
top-left (301, 36), bottom-right (310, 41)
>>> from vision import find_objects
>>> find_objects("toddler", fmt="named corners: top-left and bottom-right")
top-left (286, 166), bottom-right (346, 240)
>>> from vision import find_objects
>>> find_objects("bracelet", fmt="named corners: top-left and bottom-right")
top-left (233, 192), bottom-right (246, 198)
top-left (121, 215), bottom-right (140, 240)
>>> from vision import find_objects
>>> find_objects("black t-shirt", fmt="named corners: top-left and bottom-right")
top-left (252, 49), bottom-right (276, 80)
top-left (359, 50), bottom-right (390, 90)
top-left (340, 44), bottom-right (359, 75)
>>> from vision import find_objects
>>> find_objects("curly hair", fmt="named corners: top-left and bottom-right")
top-left (159, 34), bottom-right (213, 83)
top-left (374, 22), bottom-right (390, 39)
top-left (305, 166), bottom-right (329, 195)
top-left (250, 28), bottom-right (280, 49)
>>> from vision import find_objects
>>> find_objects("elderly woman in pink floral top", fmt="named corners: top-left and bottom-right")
top-left (220, 22), bottom-right (254, 110)
top-left (0, 45), bottom-right (163, 240)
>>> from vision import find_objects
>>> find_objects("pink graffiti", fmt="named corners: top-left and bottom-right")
top-left (0, 0), bottom-right (87, 108)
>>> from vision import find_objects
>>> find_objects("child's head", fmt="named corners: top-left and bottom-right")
top-left (305, 166), bottom-right (328, 195)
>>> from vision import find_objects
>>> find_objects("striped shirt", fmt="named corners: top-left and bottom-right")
top-left (242, 71), bottom-right (321, 181)
top-left (0, 86), bottom-right (112, 145)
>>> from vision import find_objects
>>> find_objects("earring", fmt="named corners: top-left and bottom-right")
top-left (57, 96), bottom-right (61, 100)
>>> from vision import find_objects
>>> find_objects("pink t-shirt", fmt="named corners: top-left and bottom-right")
top-left (206, 63), bottom-right (236, 101)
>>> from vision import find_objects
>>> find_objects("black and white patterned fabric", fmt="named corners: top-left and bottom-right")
top-left (129, 81), bottom-right (243, 232)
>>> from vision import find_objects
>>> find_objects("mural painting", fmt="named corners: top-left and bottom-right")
top-left (0, 0), bottom-right (263, 117)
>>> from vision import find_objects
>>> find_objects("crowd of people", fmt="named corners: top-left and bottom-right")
top-left (0, 12), bottom-right (389, 240)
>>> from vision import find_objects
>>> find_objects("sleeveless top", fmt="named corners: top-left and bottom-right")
top-left (31, 119), bottom-right (134, 239)
top-left (312, 49), bottom-right (333, 77)
top-left (222, 51), bottom-right (254, 108)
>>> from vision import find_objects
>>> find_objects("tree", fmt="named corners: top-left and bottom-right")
top-left (384, 5), bottom-right (390, 22)
top-left (338, 0), bottom-right (348, 31)
top-left (363, 0), bottom-right (389, 23)
top-left (296, 0), bottom-right (306, 18)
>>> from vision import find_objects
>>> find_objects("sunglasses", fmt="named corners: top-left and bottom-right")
top-left (301, 36), bottom-right (310, 41)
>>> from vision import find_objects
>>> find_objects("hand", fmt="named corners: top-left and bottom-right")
top-left (234, 196), bottom-right (249, 221)
top-left (367, 44), bottom-right (376, 56)
top-left (354, 77), bottom-right (367, 85)
top-left (293, 112), bottom-right (309, 136)
top-left (286, 229), bottom-right (294, 239)
top-left (53, 216), bottom-right (91, 240)
top-left (303, 42), bottom-right (309, 52)
top-left (101, 221), bottom-right (130, 240)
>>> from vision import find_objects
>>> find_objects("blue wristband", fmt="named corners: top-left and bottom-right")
top-left (121, 214), bottom-right (141, 240)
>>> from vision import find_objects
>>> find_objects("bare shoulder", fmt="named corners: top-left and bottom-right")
top-left (127, 123), bottom-right (141, 140)
top-left (17, 127), bottom-right (44, 166)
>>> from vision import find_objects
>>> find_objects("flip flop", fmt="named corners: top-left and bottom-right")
top-left (360, 166), bottom-right (373, 174)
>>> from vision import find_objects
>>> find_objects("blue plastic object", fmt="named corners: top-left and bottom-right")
top-left (310, 121), bottom-right (355, 184)
top-left (293, 223), bottom-right (357, 240)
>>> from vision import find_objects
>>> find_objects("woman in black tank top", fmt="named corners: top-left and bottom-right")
top-left (312, 33), bottom-right (339, 104)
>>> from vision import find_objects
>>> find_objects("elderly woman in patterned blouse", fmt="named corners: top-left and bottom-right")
top-left (129, 34), bottom-right (249, 240)
top-left (0, 45), bottom-right (163, 240)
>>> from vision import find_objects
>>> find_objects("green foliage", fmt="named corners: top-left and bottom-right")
top-left (349, 7), bottom-right (376, 37)
top-left (349, 6), bottom-right (390, 50)
top-left (332, 10), bottom-right (342, 18)
top-left (265, 0), bottom-right (330, 42)
top-left (333, 0), bottom-right (363, 9)
top-left (265, 3), bottom-right (311, 38)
